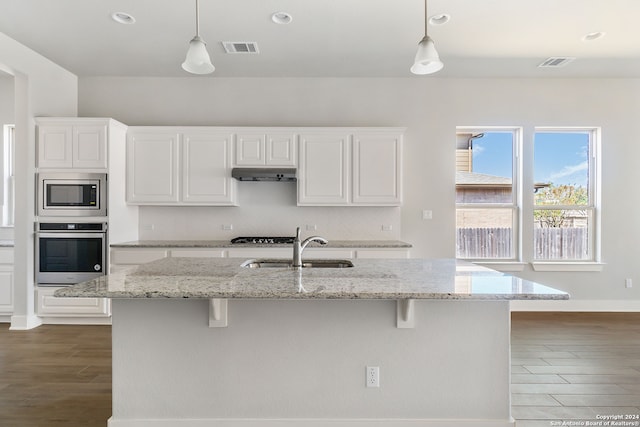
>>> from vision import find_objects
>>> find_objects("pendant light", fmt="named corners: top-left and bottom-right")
top-left (410, 0), bottom-right (443, 75)
top-left (182, 0), bottom-right (215, 74)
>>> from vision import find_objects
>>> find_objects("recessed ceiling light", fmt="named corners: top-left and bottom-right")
top-left (111, 12), bottom-right (136, 25)
top-left (271, 12), bottom-right (293, 25)
top-left (429, 14), bottom-right (450, 26)
top-left (582, 31), bottom-right (606, 42)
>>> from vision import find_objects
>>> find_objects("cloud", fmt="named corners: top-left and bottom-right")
top-left (548, 161), bottom-right (588, 182)
top-left (472, 144), bottom-right (486, 156)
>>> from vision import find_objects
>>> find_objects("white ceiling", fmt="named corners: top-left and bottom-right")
top-left (0, 0), bottom-right (639, 78)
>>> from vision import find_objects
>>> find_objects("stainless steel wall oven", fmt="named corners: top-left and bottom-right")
top-left (36, 222), bottom-right (107, 285)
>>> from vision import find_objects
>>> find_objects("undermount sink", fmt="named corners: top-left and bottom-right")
top-left (241, 259), bottom-right (354, 269)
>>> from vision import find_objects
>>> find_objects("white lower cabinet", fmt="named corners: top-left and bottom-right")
top-left (356, 249), bottom-right (409, 259)
top-left (36, 287), bottom-right (110, 319)
top-left (227, 248), bottom-right (291, 259)
top-left (170, 249), bottom-right (226, 258)
top-left (0, 248), bottom-right (14, 318)
top-left (109, 248), bottom-right (169, 272)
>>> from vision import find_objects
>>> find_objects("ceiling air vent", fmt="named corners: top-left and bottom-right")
top-left (222, 42), bottom-right (259, 54)
top-left (538, 57), bottom-right (576, 68)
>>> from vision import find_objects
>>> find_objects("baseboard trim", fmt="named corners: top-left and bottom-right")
top-left (510, 299), bottom-right (640, 312)
top-left (9, 314), bottom-right (43, 330)
top-left (108, 418), bottom-right (515, 427)
top-left (39, 316), bottom-right (112, 325)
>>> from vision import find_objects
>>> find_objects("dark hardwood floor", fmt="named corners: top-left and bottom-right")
top-left (1, 313), bottom-right (639, 426)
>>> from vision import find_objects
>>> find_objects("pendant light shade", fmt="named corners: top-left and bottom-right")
top-left (410, 35), bottom-right (443, 75)
top-left (411, 0), bottom-right (443, 75)
top-left (182, 0), bottom-right (214, 75)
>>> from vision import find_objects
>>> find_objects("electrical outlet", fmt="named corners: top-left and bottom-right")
top-left (422, 210), bottom-right (433, 220)
top-left (366, 366), bottom-right (380, 388)
top-left (222, 224), bottom-right (233, 231)
top-left (142, 224), bottom-right (155, 231)
top-left (382, 225), bottom-right (392, 231)
top-left (626, 278), bottom-right (633, 288)
top-left (305, 224), bottom-right (317, 231)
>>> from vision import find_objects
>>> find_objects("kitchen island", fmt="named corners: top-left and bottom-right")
top-left (57, 257), bottom-right (568, 427)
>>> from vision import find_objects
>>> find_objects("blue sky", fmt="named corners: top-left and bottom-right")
top-left (471, 132), bottom-right (589, 187)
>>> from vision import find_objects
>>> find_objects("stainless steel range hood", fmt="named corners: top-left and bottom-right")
top-left (231, 168), bottom-right (297, 182)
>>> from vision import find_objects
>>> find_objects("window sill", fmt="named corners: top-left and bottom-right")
top-left (472, 262), bottom-right (527, 272)
top-left (531, 262), bottom-right (605, 272)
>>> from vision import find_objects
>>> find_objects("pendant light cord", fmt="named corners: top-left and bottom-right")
top-left (195, 0), bottom-right (200, 37)
top-left (424, 0), bottom-right (428, 37)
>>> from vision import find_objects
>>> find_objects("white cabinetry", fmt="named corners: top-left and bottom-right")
top-left (298, 132), bottom-right (350, 205)
top-left (0, 248), bottom-right (14, 317)
top-left (36, 118), bottom-right (115, 170)
top-left (352, 131), bottom-right (402, 205)
top-left (36, 287), bottom-right (110, 320)
top-left (183, 132), bottom-right (236, 204)
top-left (110, 246), bottom-right (410, 273)
top-left (126, 128), bottom-right (237, 206)
top-left (235, 132), bottom-right (296, 166)
top-left (127, 132), bottom-right (179, 203)
top-left (297, 129), bottom-right (403, 206)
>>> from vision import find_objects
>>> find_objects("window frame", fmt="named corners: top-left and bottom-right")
top-left (2, 124), bottom-right (15, 227)
top-left (455, 126), bottom-right (522, 262)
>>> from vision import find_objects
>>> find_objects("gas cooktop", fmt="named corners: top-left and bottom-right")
top-left (230, 237), bottom-right (295, 244)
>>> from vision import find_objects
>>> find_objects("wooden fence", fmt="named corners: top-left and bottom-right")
top-left (456, 227), bottom-right (589, 260)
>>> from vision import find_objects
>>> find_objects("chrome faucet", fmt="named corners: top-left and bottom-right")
top-left (292, 227), bottom-right (328, 269)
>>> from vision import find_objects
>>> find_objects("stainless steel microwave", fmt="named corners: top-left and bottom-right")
top-left (37, 173), bottom-right (107, 217)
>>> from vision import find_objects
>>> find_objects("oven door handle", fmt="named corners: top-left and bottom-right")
top-left (36, 232), bottom-right (106, 239)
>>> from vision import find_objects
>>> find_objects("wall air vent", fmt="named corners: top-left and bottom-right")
top-left (538, 57), bottom-right (576, 68)
top-left (222, 42), bottom-right (260, 54)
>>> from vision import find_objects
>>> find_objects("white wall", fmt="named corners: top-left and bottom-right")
top-left (0, 75), bottom-right (13, 123)
top-left (1, 31), bottom-right (77, 329)
top-left (79, 76), bottom-right (640, 302)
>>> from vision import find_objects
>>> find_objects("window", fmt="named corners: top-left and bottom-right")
top-left (2, 124), bottom-right (14, 227)
top-left (455, 128), bottom-right (520, 260)
top-left (456, 126), bottom-right (601, 267)
top-left (533, 128), bottom-right (599, 261)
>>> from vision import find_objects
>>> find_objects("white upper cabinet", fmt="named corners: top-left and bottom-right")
top-left (126, 128), bottom-right (237, 206)
top-left (127, 132), bottom-right (180, 203)
top-left (352, 131), bottom-right (403, 205)
top-left (125, 126), bottom-right (401, 207)
top-left (182, 132), bottom-right (236, 204)
top-left (235, 131), bottom-right (296, 166)
top-left (298, 132), bottom-right (350, 205)
top-left (297, 129), bottom-right (403, 206)
top-left (37, 118), bottom-right (110, 170)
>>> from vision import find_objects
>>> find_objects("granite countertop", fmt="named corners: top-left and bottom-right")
top-left (56, 257), bottom-right (569, 301)
top-left (110, 240), bottom-right (412, 249)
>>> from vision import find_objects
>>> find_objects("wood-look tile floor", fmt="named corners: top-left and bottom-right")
top-left (512, 312), bottom-right (640, 427)
top-left (1, 313), bottom-right (639, 426)
top-left (0, 324), bottom-right (111, 427)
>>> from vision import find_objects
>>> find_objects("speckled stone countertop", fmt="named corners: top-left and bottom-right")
top-left (56, 257), bottom-right (568, 300)
top-left (110, 240), bottom-right (412, 248)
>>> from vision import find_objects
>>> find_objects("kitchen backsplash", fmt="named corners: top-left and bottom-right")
top-left (138, 182), bottom-right (401, 240)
